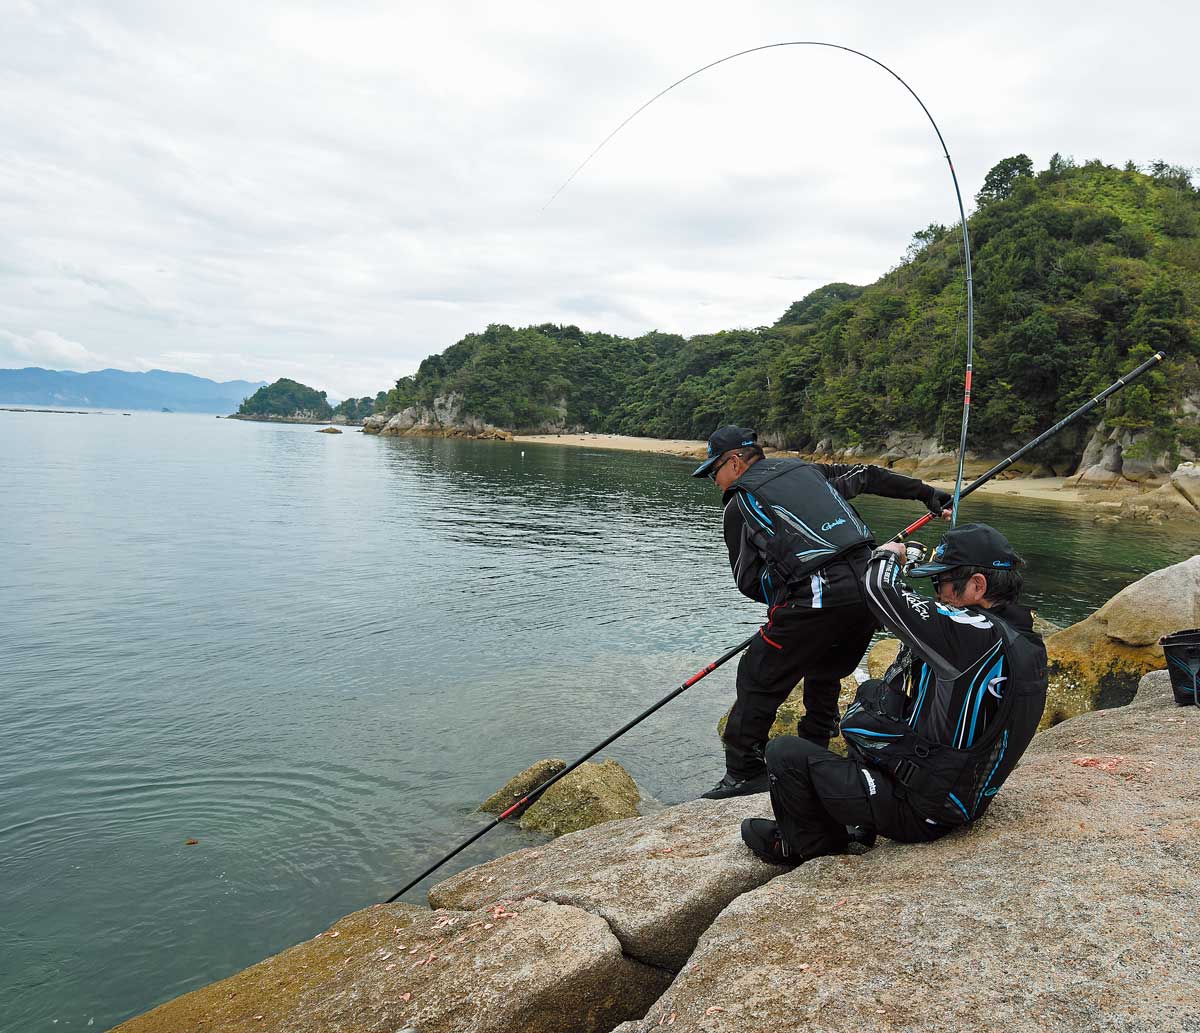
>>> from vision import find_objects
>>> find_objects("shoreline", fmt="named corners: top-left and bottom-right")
top-left (513, 432), bottom-right (1140, 506)
top-left (225, 413), bottom-right (360, 426)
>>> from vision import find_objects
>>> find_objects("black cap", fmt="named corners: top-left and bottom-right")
top-left (907, 523), bottom-right (1019, 578)
top-left (691, 426), bottom-right (758, 478)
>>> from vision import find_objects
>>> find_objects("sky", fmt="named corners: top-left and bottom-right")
top-left (1, 1), bottom-right (1197, 399)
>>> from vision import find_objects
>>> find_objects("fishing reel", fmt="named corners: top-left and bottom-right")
top-left (901, 541), bottom-right (928, 577)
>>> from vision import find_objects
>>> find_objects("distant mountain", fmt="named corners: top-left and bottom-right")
top-left (0, 367), bottom-right (268, 413)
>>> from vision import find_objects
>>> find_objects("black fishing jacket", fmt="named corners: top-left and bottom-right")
top-left (722, 458), bottom-right (946, 608)
top-left (844, 549), bottom-right (1048, 826)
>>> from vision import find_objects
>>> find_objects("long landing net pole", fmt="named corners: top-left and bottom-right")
top-left (384, 633), bottom-right (757, 902)
top-left (890, 351), bottom-right (1167, 543)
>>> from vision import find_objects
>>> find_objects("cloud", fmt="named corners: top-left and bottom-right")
top-left (0, 328), bottom-right (118, 370)
top-left (1, 1), bottom-right (1197, 396)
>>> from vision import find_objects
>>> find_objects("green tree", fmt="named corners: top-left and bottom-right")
top-left (976, 154), bottom-right (1035, 206)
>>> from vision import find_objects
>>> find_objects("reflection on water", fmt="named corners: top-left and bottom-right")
top-left (1, 412), bottom-right (1194, 1029)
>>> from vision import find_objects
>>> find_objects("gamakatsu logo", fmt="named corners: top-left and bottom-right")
top-left (821, 518), bottom-right (847, 531)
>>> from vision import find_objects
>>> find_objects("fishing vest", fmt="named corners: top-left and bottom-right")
top-left (725, 458), bottom-right (875, 584)
top-left (841, 610), bottom-right (1047, 826)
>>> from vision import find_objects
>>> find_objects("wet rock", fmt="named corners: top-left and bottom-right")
top-left (429, 795), bottom-right (778, 971)
top-left (479, 758), bottom-right (566, 815)
top-left (114, 899), bottom-right (670, 1033)
top-left (613, 671), bottom-right (1200, 1033)
top-left (1043, 555), bottom-right (1200, 725)
top-left (514, 759), bottom-right (641, 837)
top-left (316, 426), bottom-right (342, 434)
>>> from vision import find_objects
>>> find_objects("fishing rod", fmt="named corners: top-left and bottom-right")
top-left (544, 41), bottom-right (976, 525)
top-left (384, 633), bottom-right (755, 902)
top-left (384, 350), bottom-right (1165, 902)
top-left (890, 351), bottom-right (1167, 542)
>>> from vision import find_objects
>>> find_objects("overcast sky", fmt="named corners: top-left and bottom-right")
top-left (2, 1), bottom-right (1197, 398)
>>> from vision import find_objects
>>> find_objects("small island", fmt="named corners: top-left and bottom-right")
top-left (228, 378), bottom-right (334, 423)
top-left (226, 379), bottom-right (381, 426)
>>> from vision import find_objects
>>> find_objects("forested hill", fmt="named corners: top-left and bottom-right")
top-left (378, 156), bottom-right (1199, 463)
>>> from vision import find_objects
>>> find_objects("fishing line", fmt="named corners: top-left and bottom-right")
top-left (544, 41), bottom-right (975, 523)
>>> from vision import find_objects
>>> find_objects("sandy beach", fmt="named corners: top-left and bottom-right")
top-left (512, 431), bottom-right (1142, 506)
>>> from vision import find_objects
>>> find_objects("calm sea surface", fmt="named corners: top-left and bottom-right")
top-left (1, 411), bottom-right (1195, 1030)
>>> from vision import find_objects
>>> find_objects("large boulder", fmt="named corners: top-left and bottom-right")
top-left (114, 899), bottom-right (670, 1033)
top-left (1115, 462), bottom-right (1200, 523)
top-left (479, 758), bottom-right (566, 815)
top-left (361, 412), bottom-right (390, 434)
top-left (1043, 555), bottom-right (1200, 725)
top-left (430, 795), bottom-right (778, 971)
top-left (612, 670), bottom-right (1200, 1033)
top-left (514, 759), bottom-right (641, 837)
top-left (1174, 461), bottom-right (1200, 509)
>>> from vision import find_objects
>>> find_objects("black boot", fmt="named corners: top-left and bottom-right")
top-left (701, 770), bottom-right (770, 800)
top-left (844, 824), bottom-right (877, 854)
top-left (740, 818), bottom-right (796, 865)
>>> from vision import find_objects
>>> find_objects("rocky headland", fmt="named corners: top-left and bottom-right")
top-left (113, 553), bottom-right (1200, 1033)
top-left (362, 394), bottom-right (513, 440)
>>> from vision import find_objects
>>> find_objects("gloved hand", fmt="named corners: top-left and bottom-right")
top-left (924, 486), bottom-right (953, 517)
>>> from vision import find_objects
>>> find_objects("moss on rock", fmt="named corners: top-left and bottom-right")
top-left (479, 758), bottom-right (566, 815)
top-left (517, 759), bottom-right (641, 837)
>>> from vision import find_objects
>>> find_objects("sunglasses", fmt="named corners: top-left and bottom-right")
top-left (707, 454), bottom-right (736, 480)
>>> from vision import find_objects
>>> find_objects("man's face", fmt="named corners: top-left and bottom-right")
top-left (933, 570), bottom-right (988, 608)
top-left (710, 450), bottom-right (743, 491)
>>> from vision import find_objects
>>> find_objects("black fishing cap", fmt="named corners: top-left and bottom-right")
top-left (691, 426), bottom-right (758, 478)
top-left (908, 523), bottom-right (1019, 577)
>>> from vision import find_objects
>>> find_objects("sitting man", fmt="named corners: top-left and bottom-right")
top-left (741, 522), bottom-right (1048, 864)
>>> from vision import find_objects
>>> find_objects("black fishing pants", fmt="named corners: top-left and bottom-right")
top-left (765, 736), bottom-right (949, 861)
top-left (722, 601), bottom-right (878, 779)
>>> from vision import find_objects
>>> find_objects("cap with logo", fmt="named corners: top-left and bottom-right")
top-left (907, 523), bottom-right (1019, 578)
top-left (691, 426), bottom-right (759, 478)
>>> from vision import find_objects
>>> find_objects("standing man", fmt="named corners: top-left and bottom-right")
top-left (693, 426), bottom-right (952, 799)
top-left (741, 523), bottom-right (1048, 863)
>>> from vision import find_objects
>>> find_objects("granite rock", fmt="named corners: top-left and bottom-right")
top-left (429, 795), bottom-right (779, 971)
top-left (114, 899), bottom-right (671, 1033)
top-left (613, 670), bottom-right (1200, 1033)
top-left (1044, 555), bottom-right (1200, 725)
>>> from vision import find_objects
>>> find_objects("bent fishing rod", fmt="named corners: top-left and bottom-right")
top-left (383, 350), bottom-right (1164, 902)
top-left (891, 350), bottom-right (1167, 542)
top-left (544, 41), bottom-right (976, 525)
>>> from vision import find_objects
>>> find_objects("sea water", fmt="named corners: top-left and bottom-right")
top-left (1, 411), bottom-right (1194, 1029)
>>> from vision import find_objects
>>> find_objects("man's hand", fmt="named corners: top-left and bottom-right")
top-left (925, 486), bottom-right (953, 519)
top-left (877, 541), bottom-right (907, 561)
